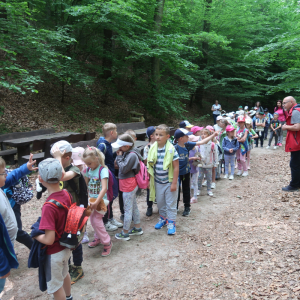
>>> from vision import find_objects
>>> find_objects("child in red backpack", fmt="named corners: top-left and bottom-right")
top-left (82, 147), bottom-right (112, 256)
top-left (35, 158), bottom-right (73, 300)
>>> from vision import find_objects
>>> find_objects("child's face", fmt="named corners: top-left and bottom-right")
top-left (258, 114), bottom-right (263, 119)
top-left (227, 131), bottom-right (234, 138)
top-left (194, 131), bottom-right (201, 136)
top-left (61, 156), bottom-right (71, 168)
top-left (256, 113), bottom-right (259, 118)
top-left (274, 114), bottom-right (278, 120)
top-left (0, 167), bottom-right (7, 188)
top-left (155, 129), bottom-right (170, 147)
top-left (119, 145), bottom-right (131, 152)
top-left (83, 157), bottom-right (99, 171)
top-left (150, 133), bottom-right (156, 142)
top-left (185, 127), bottom-right (191, 132)
top-left (178, 135), bottom-right (189, 144)
top-left (238, 122), bottom-right (245, 127)
top-left (201, 132), bottom-right (209, 140)
top-left (111, 129), bottom-right (118, 140)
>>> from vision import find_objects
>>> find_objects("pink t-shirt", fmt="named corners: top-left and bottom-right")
top-left (274, 107), bottom-right (286, 122)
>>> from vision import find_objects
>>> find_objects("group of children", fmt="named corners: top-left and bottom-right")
top-left (0, 108), bottom-right (282, 299)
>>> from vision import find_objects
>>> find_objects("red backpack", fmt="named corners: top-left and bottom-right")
top-left (44, 190), bottom-right (89, 250)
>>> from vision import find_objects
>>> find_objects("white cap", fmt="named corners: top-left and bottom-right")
top-left (111, 138), bottom-right (133, 148)
top-left (216, 116), bottom-right (223, 121)
top-left (50, 140), bottom-right (73, 156)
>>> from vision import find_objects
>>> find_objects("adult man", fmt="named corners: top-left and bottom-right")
top-left (281, 96), bottom-right (300, 191)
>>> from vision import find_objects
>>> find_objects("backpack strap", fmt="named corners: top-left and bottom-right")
top-left (65, 165), bottom-right (80, 196)
top-left (99, 143), bottom-right (107, 154)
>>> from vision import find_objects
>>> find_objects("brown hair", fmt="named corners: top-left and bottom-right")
top-left (118, 134), bottom-right (135, 151)
top-left (0, 157), bottom-right (5, 169)
top-left (201, 128), bottom-right (211, 136)
top-left (156, 124), bottom-right (170, 135)
top-left (124, 129), bottom-right (136, 140)
top-left (103, 123), bottom-right (117, 137)
top-left (219, 119), bottom-right (229, 128)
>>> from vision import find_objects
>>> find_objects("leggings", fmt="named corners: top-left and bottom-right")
top-left (123, 186), bottom-right (140, 231)
top-left (90, 211), bottom-right (111, 245)
top-left (198, 168), bottom-right (212, 191)
top-left (224, 154), bottom-right (235, 175)
top-left (278, 122), bottom-right (285, 144)
top-left (236, 149), bottom-right (247, 171)
top-left (190, 172), bottom-right (199, 197)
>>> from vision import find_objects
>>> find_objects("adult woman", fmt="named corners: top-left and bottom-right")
top-left (274, 100), bottom-right (286, 146)
top-left (211, 100), bottom-right (222, 124)
top-left (254, 101), bottom-right (261, 111)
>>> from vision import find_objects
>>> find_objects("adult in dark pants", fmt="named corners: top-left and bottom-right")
top-left (211, 100), bottom-right (222, 124)
top-left (281, 96), bottom-right (300, 191)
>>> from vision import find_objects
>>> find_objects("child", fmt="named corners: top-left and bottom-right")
top-left (263, 108), bottom-right (273, 140)
top-left (51, 141), bottom-right (85, 285)
top-left (189, 135), bottom-right (200, 203)
top-left (197, 129), bottom-right (219, 196)
top-left (236, 116), bottom-right (249, 176)
top-left (222, 125), bottom-right (239, 180)
top-left (113, 134), bottom-right (143, 240)
top-left (190, 126), bottom-right (202, 138)
top-left (266, 112), bottom-right (282, 150)
top-left (255, 112), bottom-right (266, 147)
top-left (82, 147), bottom-right (113, 255)
top-left (245, 119), bottom-right (258, 169)
top-left (97, 123), bottom-right (122, 231)
top-left (143, 126), bottom-right (156, 217)
top-left (214, 116), bottom-right (223, 132)
top-left (35, 158), bottom-right (73, 300)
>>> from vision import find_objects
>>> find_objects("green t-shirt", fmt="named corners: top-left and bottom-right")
top-left (61, 165), bottom-right (81, 205)
top-left (85, 165), bottom-right (109, 199)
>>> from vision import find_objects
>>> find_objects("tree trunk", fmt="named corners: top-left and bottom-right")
top-left (102, 28), bottom-right (113, 79)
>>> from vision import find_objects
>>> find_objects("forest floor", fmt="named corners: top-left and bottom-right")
top-left (2, 143), bottom-right (300, 300)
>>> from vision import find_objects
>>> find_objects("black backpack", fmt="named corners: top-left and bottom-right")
top-left (65, 165), bottom-right (88, 208)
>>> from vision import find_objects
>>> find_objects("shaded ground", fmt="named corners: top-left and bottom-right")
top-left (2, 144), bottom-right (300, 300)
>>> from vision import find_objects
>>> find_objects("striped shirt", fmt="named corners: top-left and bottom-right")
top-left (154, 146), bottom-right (179, 184)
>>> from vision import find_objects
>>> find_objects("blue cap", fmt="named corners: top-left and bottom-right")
top-left (179, 120), bottom-right (194, 128)
top-left (174, 128), bottom-right (193, 139)
top-left (146, 126), bottom-right (156, 138)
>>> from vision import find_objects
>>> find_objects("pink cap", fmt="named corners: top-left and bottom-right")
top-left (206, 125), bottom-right (214, 132)
top-left (191, 126), bottom-right (202, 134)
top-left (237, 116), bottom-right (245, 123)
top-left (226, 125), bottom-right (235, 132)
top-left (189, 135), bottom-right (200, 142)
top-left (72, 147), bottom-right (85, 166)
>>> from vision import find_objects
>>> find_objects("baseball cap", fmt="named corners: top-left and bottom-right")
top-left (189, 135), bottom-right (200, 142)
top-left (174, 128), bottom-right (193, 139)
top-left (38, 158), bottom-right (63, 183)
top-left (245, 118), bottom-right (252, 124)
top-left (237, 116), bottom-right (245, 122)
top-left (191, 126), bottom-right (202, 134)
top-left (146, 126), bottom-right (156, 138)
top-left (264, 108), bottom-right (269, 112)
top-left (206, 125), bottom-right (214, 132)
top-left (238, 106), bottom-right (243, 109)
top-left (226, 125), bottom-right (235, 132)
top-left (216, 116), bottom-right (223, 121)
top-left (244, 106), bottom-right (248, 110)
top-left (179, 120), bottom-right (194, 129)
top-left (274, 112), bottom-right (279, 115)
top-left (72, 147), bottom-right (85, 166)
top-left (259, 111), bottom-right (264, 115)
top-left (50, 140), bottom-right (73, 156)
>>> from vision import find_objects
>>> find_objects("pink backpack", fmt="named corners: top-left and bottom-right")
top-left (130, 152), bottom-right (149, 189)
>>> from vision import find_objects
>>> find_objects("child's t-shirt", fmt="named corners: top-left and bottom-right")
top-left (39, 190), bottom-right (71, 255)
top-left (271, 119), bottom-right (280, 130)
top-left (143, 144), bottom-right (152, 161)
top-left (61, 165), bottom-right (81, 205)
top-left (85, 165), bottom-right (109, 200)
top-left (189, 146), bottom-right (200, 174)
top-left (237, 128), bottom-right (249, 147)
top-left (154, 145), bottom-right (179, 184)
top-left (176, 142), bottom-right (196, 176)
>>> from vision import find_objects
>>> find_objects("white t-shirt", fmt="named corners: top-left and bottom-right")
top-left (214, 124), bottom-right (222, 131)
top-left (212, 104), bottom-right (221, 115)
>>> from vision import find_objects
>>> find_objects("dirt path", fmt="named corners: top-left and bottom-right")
top-left (2, 145), bottom-right (300, 300)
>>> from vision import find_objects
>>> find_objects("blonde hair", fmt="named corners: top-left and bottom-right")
top-left (201, 128), bottom-right (211, 136)
top-left (103, 123), bottom-right (117, 137)
top-left (0, 157), bottom-right (5, 169)
top-left (124, 129), bottom-right (136, 140)
top-left (118, 134), bottom-right (134, 151)
top-left (156, 124), bottom-right (170, 135)
top-left (246, 122), bottom-right (253, 129)
top-left (220, 119), bottom-right (229, 128)
top-left (82, 147), bottom-right (107, 168)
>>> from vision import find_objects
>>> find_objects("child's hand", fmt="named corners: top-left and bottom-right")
top-left (52, 145), bottom-right (64, 158)
top-left (213, 131), bottom-right (219, 137)
top-left (229, 149), bottom-right (233, 153)
top-left (170, 182), bottom-right (177, 192)
top-left (116, 150), bottom-right (123, 156)
top-left (27, 153), bottom-right (38, 171)
top-left (90, 201), bottom-right (98, 211)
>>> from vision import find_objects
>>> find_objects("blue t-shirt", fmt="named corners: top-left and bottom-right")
top-left (97, 137), bottom-right (115, 173)
top-left (176, 142), bottom-right (196, 176)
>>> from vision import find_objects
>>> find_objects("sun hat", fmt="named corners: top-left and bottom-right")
top-left (72, 147), bottom-right (85, 166)
top-left (191, 126), bottom-right (202, 134)
top-left (111, 139), bottom-right (133, 148)
top-left (216, 116), bottom-right (223, 121)
top-left (189, 135), bottom-right (200, 142)
top-left (237, 116), bottom-right (245, 122)
top-left (179, 120), bottom-right (194, 129)
top-left (50, 140), bottom-right (73, 156)
top-left (38, 158), bottom-right (63, 183)
top-left (146, 126), bottom-right (156, 138)
top-left (226, 125), bottom-right (235, 132)
top-left (174, 128), bottom-right (193, 139)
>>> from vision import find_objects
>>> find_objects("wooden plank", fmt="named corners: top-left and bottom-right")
top-left (116, 122), bottom-right (145, 134)
top-left (71, 140), bottom-right (97, 148)
top-left (0, 128), bottom-right (55, 143)
top-left (0, 149), bottom-right (17, 155)
top-left (32, 140), bottom-right (46, 152)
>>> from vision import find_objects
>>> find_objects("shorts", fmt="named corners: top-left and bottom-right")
top-left (45, 248), bottom-right (71, 294)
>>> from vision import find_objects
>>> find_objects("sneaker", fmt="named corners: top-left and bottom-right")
top-left (105, 221), bottom-right (118, 232)
top-left (109, 218), bottom-right (123, 228)
top-left (242, 171), bottom-right (248, 177)
top-left (236, 170), bottom-right (243, 176)
top-left (101, 242), bottom-right (113, 257)
top-left (207, 191), bottom-right (213, 196)
top-left (229, 175), bottom-right (234, 180)
top-left (273, 146), bottom-right (277, 150)
top-left (224, 174), bottom-right (228, 179)
top-left (197, 190), bottom-right (200, 196)
top-left (128, 227), bottom-right (143, 236)
top-left (70, 266), bottom-right (84, 285)
top-left (69, 264), bottom-right (75, 274)
top-left (81, 232), bottom-right (89, 244)
top-left (255, 145), bottom-right (258, 148)
top-left (120, 214), bottom-right (124, 222)
top-left (202, 180), bottom-right (207, 187)
top-left (279, 143), bottom-right (282, 147)
top-left (155, 216), bottom-right (167, 229)
top-left (282, 185), bottom-right (299, 192)
top-left (190, 197), bottom-right (197, 203)
top-left (247, 166), bottom-right (251, 170)
top-left (266, 146), bottom-right (270, 149)
top-left (115, 230), bottom-right (130, 241)
top-left (146, 207), bottom-right (153, 217)
top-left (182, 207), bottom-right (191, 217)
top-left (88, 239), bottom-right (101, 248)
top-left (211, 182), bottom-right (216, 189)
top-left (167, 220), bottom-right (176, 235)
